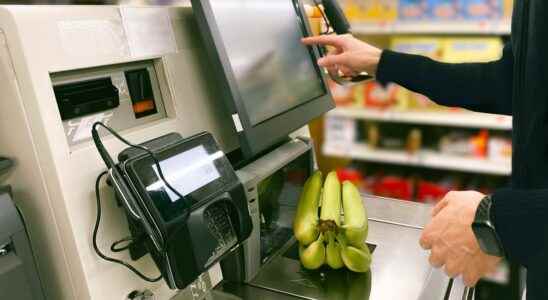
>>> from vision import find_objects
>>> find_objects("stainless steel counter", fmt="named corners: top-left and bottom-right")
top-left (213, 195), bottom-right (473, 300)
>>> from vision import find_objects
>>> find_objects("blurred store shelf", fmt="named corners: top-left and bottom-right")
top-left (351, 21), bottom-right (511, 35)
top-left (328, 107), bottom-right (512, 130)
top-left (323, 143), bottom-right (511, 175)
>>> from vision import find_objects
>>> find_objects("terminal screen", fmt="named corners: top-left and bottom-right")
top-left (147, 145), bottom-right (221, 202)
top-left (209, 0), bottom-right (326, 126)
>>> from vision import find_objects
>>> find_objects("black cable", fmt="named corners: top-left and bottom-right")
top-left (110, 237), bottom-right (134, 253)
top-left (91, 122), bottom-right (191, 223)
top-left (93, 171), bottom-right (162, 282)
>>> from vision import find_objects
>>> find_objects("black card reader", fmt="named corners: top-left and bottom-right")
top-left (106, 132), bottom-right (252, 290)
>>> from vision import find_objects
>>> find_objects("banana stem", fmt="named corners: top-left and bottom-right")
top-left (319, 219), bottom-right (339, 233)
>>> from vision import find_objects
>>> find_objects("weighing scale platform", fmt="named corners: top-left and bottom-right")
top-left (214, 196), bottom-right (474, 300)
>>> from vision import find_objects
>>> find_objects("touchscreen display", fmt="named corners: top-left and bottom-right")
top-left (146, 146), bottom-right (221, 202)
top-left (209, 0), bottom-right (326, 126)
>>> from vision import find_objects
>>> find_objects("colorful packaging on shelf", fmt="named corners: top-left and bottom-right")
top-left (324, 116), bottom-right (356, 153)
top-left (439, 130), bottom-right (489, 158)
top-left (373, 176), bottom-right (414, 201)
top-left (406, 128), bottom-right (422, 154)
top-left (365, 122), bottom-right (380, 148)
top-left (503, 0), bottom-right (513, 19)
top-left (328, 80), bottom-right (355, 106)
top-left (391, 36), bottom-right (445, 58)
top-left (361, 81), bottom-right (399, 109)
top-left (342, 0), bottom-right (398, 22)
top-left (461, 0), bottom-right (503, 20)
top-left (428, 0), bottom-right (459, 20)
top-left (488, 137), bottom-right (512, 161)
top-left (399, 0), bottom-right (428, 20)
top-left (336, 168), bottom-right (365, 188)
top-left (443, 37), bottom-right (504, 63)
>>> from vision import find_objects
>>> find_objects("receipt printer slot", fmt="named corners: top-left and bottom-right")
top-left (54, 77), bottom-right (119, 120)
top-left (125, 69), bottom-right (158, 119)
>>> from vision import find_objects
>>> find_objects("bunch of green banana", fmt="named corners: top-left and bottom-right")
top-left (337, 233), bottom-right (372, 273)
top-left (293, 170), bottom-right (372, 273)
top-left (293, 171), bottom-right (322, 245)
top-left (299, 233), bottom-right (326, 270)
top-left (325, 231), bottom-right (344, 269)
top-left (341, 181), bottom-right (368, 248)
top-left (320, 172), bottom-right (341, 230)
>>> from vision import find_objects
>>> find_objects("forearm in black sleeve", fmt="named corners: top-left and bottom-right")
top-left (376, 43), bottom-right (514, 115)
top-left (492, 188), bottom-right (548, 266)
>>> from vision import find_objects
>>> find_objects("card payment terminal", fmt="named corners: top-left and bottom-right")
top-left (95, 130), bottom-right (252, 290)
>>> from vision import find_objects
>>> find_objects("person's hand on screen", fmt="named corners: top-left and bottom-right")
top-left (302, 34), bottom-right (382, 78)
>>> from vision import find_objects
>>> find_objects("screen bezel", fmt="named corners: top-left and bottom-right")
top-left (192, 0), bottom-right (335, 158)
top-left (122, 133), bottom-right (238, 224)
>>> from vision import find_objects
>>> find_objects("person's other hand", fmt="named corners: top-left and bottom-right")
top-left (301, 34), bottom-right (382, 77)
top-left (420, 191), bottom-right (502, 287)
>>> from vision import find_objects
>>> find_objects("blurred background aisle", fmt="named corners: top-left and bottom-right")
top-left (307, 4), bottom-right (517, 298)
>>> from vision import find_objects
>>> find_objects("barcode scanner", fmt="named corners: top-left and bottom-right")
top-left (315, 0), bottom-right (374, 84)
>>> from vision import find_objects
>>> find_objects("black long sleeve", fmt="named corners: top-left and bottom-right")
top-left (376, 43), bottom-right (514, 115)
top-left (492, 188), bottom-right (548, 266)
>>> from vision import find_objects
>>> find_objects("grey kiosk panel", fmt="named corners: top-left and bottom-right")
top-left (0, 189), bottom-right (45, 300)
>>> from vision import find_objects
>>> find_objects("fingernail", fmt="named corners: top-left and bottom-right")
top-left (317, 58), bottom-right (325, 66)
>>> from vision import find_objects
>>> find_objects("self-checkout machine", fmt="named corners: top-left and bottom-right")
top-left (0, 2), bottom-right (471, 300)
top-left (0, 2), bottom-right (326, 300)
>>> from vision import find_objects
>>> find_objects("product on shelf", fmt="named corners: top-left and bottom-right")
top-left (443, 37), bottom-right (504, 63)
top-left (373, 175), bottom-right (414, 200)
top-left (343, 0), bottom-right (399, 22)
top-left (439, 130), bottom-right (489, 158)
top-left (328, 80), bottom-right (355, 106)
top-left (471, 129), bottom-right (489, 157)
top-left (399, 0), bottom-right (428, 20)
top-left (363, 123), bottom-right (422, 152)
top-left (337, 168), bottom-right (365, 188)
top-left (503, 0), bottom-right (513, 19)
top-left (366, 123), bottom-right (380, 149)
top-left (336, 163), bottom-right (506, 202)
top-left (358, 81), bottom-right (399, 109)
top-left (488, 136), bottom-right (512, 162)
top-left (406, 128), bottom-right (423, 154)
top-left (343, 0), bottom-right (508, 22)
top-left (461, 0), bottom-right (503, 20)
top-left (391, 36), bottom-right (445, 58)
top-left (428, 0), bottom-right (459, 20)
top-left (324, 116), bottom-right (356, 152)
top-left (379, 128), bottom-right (407, 149)
top-left (304, 4), bottom-right (324, 18)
